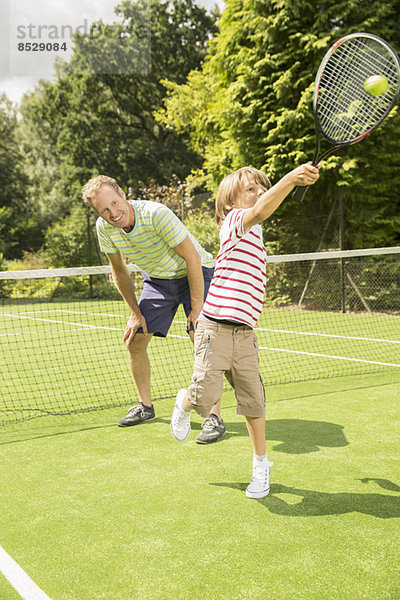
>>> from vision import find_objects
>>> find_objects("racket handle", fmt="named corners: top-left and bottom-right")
top-left (292, 185), bottom-right (310, 203)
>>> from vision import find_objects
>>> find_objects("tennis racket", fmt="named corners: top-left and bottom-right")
top-left (293, 32), bottom-right (400, 202)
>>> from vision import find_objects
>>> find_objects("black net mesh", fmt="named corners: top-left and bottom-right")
top-left (1, 250), bottom-right (399, 425)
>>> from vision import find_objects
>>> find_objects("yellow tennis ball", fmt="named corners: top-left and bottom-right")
top-left (363, 75), bottom-right (389, 96)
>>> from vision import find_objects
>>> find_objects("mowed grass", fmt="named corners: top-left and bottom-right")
top-left (0, 371), bottom-right (399, 600)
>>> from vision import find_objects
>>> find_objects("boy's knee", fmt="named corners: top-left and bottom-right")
top-left (187, 371), bottom-right (222, 418)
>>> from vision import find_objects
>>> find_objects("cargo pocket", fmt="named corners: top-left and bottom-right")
top-left (188, 371), bottom-right (207, 407)
top-left (260, 374), bottom-right (266, 408)
top-left (194, 332), bottom-right (211, 364)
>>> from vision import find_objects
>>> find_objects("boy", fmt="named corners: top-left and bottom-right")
top-left (170, 163), bottom-right (319, 498)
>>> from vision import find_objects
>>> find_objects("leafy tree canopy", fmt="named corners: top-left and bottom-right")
top-left (14, 0), bottom-right (218, 267)
top-left (158, 0), bottom-right (400, 251)
top-left (21, 0), bottom-right (218, 196)
top-left (0, 95), bottom-right (42, 260)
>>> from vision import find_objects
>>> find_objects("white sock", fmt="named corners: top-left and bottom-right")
top-left (254, 453), bottom-right (268, 465)
top-left (253, 453), bottom-right (267, 477)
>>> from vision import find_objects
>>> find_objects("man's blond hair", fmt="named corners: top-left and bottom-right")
top-left (81, 175), bottom-right (122, 206)
top-left (215, 167), bottom-right (271, 228)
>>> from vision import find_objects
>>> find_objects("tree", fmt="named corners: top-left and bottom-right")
top-left (21, 0), bottom-right (218, 195)
top-left (15, 0), bottom-right (219, 267)
top-left (158, 0), bottom-right (400, 251)
top-left (0, 95), bottom-right (42, 260)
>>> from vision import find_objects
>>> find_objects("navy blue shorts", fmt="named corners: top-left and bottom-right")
top-left (138, 266), bottom-right (214, 337)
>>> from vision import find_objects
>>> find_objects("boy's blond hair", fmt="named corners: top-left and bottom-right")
top-left (215, 167), bottom-right (271, 228)
top-left (81, 175), bottom-right (122, 206)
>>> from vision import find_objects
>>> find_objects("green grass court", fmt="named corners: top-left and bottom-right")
top-left (0, 374), bottom-right (399, 599)
top-left (1, 300), bottom-right (400, 599)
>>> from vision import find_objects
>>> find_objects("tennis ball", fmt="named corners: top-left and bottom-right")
top-left (363, 75), bottom-right (389, 96)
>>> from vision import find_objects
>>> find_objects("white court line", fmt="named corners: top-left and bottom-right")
top-left (17, 309), bottom-right (126, 318)
top-left (2, 316), bottom-right (398, 367)
top-left (259, 345), bottom-right (400, 368)
top-left (0, 545), bottom-right (52, 600)
top-left (258, 327), bottom-right (400, 345)
top-left (11, 315), bottom-right (399, 345)
top-left (2, 313), bottom-right (122, 332)
top-left (174, 320), bottom-right (399, 345)
top-left (0, 328), bottom-right (99, 338)
top-left (168, 332), bottom-right (400, 367)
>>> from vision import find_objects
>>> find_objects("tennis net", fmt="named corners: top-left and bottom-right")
top-left (1, 246), bottom-right (399, 425)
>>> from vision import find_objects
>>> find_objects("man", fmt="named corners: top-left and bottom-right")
top-left (81, 175), bottom-right (226, 443)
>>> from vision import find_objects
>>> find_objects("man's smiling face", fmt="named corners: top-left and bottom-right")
top-left (91, 185), bottom-right (135, 232)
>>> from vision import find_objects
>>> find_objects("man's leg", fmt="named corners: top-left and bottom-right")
top-left (127, 332), bottom-right (153, 406)
top-left (117, 333), bottom-right (154, 427)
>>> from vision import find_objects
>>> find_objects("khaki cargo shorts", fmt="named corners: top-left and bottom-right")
top-left (187, 319), bottom-right (266, 418)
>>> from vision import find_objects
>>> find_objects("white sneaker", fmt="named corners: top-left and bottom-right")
top-left (246, 461), bottom-right (273, 499)
top-left (171, 389), bottom-right (192, 441)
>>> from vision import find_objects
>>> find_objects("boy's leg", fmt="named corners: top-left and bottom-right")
top-left (230, 329), bottom-right (272, 498)
top-left (245, 415), bottom-right (273, 499)
top-left (170, 389), bottom-right (193, 441)
top-left (245, 415), bottom-right (266, 456)
top-left (171, 320), bottom-right (230, 442)
top-left (183, 267), bottom-right (223, 439)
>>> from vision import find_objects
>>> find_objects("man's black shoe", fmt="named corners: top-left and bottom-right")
top-left (117, 402), bottom-right (155, 427)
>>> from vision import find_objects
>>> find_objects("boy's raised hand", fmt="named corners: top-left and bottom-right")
top-left (291, 163), bottom-right (320, 187)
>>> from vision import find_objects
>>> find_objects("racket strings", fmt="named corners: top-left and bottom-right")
top-left (316, 37), bottom-right (400, 143)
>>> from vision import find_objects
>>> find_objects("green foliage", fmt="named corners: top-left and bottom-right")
top-left (184, 207), bottom-right (220, 256)
top-left (136, 175), bottom-right (220, 256)
top-left (159, 0), bottom-right (400, 251)
top-left (44, 203), bottom-right (100, 268)
top-left (0, 95), bottom-right (42, 259)
top-left (17, 85), bottom-right (71, 231)
top-left (20, 0), bottom-right (217, 195)
top-left (137, 174), bottom-right (194, 222)
top-left (12, 0), bottom-right (219, 268)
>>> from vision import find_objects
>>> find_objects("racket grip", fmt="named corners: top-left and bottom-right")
top-left (292, 185), bottom-right (310, 203)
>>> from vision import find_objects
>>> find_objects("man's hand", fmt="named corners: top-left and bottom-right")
top-left (186, 303), bottom-right (201, 334)
top-left (123, 312), bottom-right (148, 346)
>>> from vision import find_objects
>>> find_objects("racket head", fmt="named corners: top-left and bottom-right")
top-left (313, 33), bottom-right (400, 146)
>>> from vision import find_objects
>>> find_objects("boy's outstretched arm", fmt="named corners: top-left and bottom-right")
top-left (243, 164), bottom-right (320, 230)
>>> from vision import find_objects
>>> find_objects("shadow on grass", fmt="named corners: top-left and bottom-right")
top-left (210, 479), bottom-right (400, 519)
top-left (265, 375), bottom-right (400, 405)
top-left (0, 417), bottom-right (347, 453)
top-left (222, 418), bottom-right (348, 454)
top-left (0, 423), bottom-right (115, 445)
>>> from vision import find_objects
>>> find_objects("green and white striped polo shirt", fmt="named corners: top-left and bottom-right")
top-left (96, 200), bottom-right (215, 278)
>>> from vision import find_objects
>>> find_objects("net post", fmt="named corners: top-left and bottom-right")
top-left (87, 210), bottom-right (93, 300)
top-left (338, 187), bottom-right (346, 313)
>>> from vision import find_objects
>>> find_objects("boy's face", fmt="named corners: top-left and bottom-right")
top-left (236, 174), bottom-right (266, 209)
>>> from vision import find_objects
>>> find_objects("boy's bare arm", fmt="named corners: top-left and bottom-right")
top-left (243, 164), bottom-right (320, 230)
